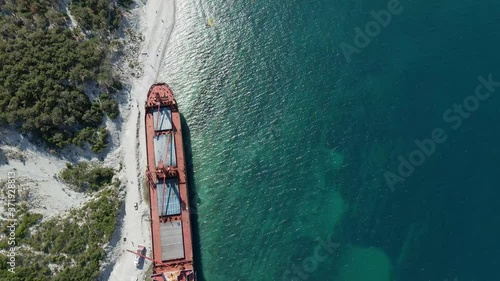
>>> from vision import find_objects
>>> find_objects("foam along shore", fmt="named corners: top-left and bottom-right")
top-left (104, 0), bottom-right (176, 280)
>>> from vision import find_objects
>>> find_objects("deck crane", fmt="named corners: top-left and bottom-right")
top-left (126, 247), bottom-right (162, 264)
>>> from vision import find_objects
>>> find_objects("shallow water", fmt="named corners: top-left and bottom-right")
top-left (159, 0), bottom-right (500, 280)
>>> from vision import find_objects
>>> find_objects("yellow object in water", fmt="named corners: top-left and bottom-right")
top-left (207, 18), bottom-right (213, 27)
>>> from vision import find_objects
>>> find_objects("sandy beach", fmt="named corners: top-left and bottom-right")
top-left (105, 0), bottom-right (176, 280)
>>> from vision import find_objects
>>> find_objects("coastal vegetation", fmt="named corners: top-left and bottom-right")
top-left (0, 0), bottom-right (131, 280)
top-left (0, 171), bottom-right (121, 280)
top-left (0, 204), bottom-right (43, 245)
top-left (118, 0), bottom-right (135, 9)
top-left (0, 0), bottom-right (127, 151)
top-left (59, 161), bottom-right (115, 192)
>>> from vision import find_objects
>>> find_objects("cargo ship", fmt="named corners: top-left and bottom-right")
top-left (144, 83), bottom-right (196, 281)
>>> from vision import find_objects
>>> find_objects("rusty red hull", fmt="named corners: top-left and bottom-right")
top-left (145, 83), bottom-right (196, 281)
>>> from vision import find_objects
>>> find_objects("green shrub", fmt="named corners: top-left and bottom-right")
top-left (59, 162), bottom-right (114, 192)
top-left (99, 93), bottom-right (119, 119)
top-left (90, 127), bottom-right (109, 153)
top-left (118, 0), bottom-right (134, 8)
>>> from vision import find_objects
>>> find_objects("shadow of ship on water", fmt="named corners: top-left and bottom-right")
top-left (181, 114), bottom-right (206, 281)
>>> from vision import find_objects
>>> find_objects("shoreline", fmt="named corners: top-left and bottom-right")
top-left (105, 0), bottom-right (177, 280)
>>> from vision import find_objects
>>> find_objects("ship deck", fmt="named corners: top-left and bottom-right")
top-left (145, 84), bottom-right (195, 281)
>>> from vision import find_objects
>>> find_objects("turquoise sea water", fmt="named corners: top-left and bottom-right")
top-left (158, 0), bottom-right (500, 280)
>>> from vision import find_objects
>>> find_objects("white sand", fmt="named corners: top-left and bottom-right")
top-left (0, 130), bottom-right (88, 219)
top-left (105, 0), bottom-right (176, 280)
